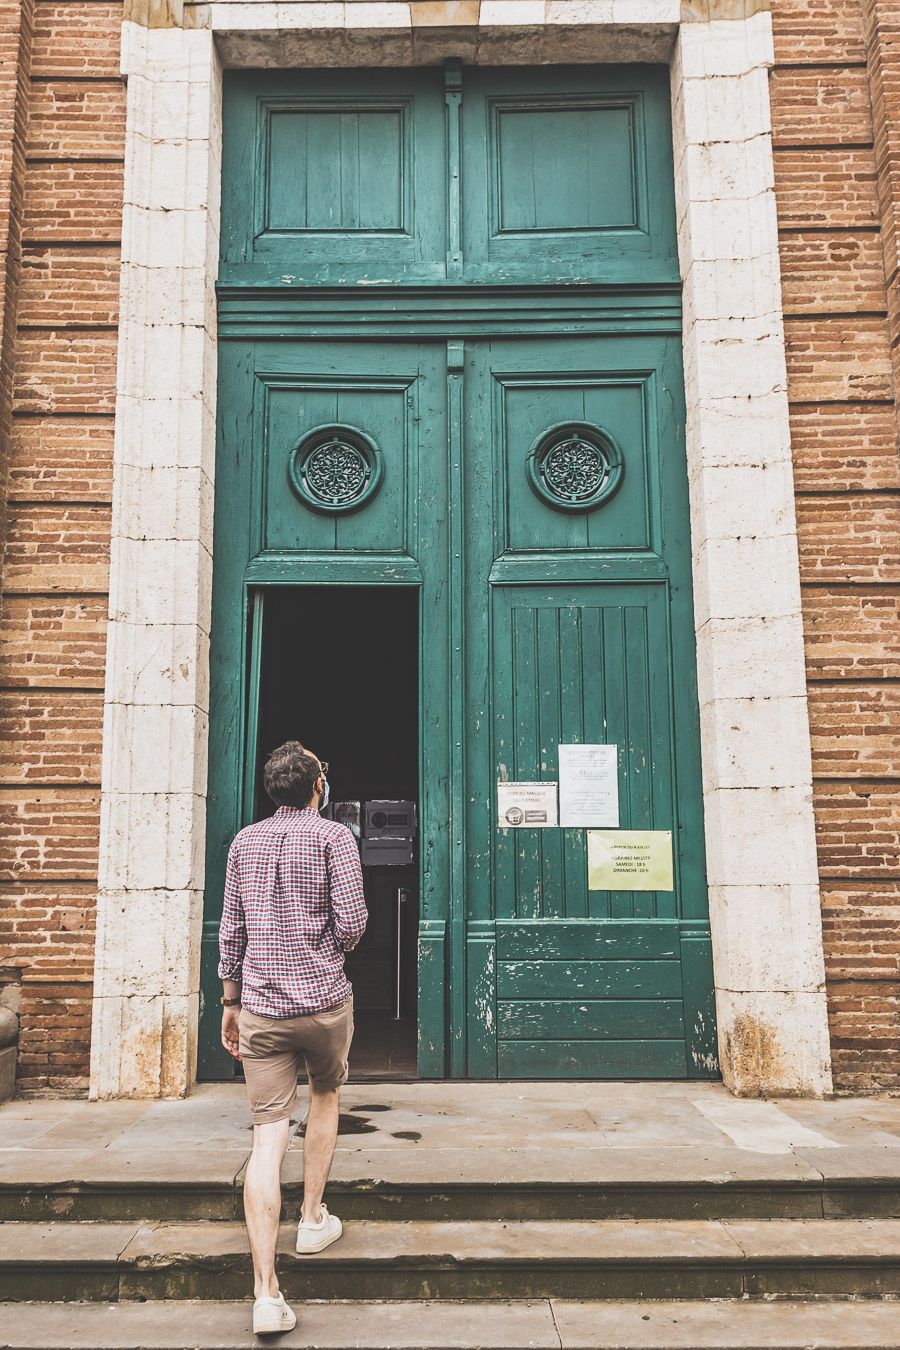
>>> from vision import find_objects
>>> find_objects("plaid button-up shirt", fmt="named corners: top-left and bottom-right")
top-left (218, 806), bottom-right (367, 1018)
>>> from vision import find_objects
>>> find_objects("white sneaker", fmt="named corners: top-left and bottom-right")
top-left (252, 1292), bottom-right (296, 1336)
top-left (295, 1203), bottom-right (343, 1254)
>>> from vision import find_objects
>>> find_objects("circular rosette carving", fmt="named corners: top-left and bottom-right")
top-left (288, 425), bottom-right (384, 515)
top-left (526, 422), bottom-right (624, 512)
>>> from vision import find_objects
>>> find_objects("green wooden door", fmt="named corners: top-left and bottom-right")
top-left (199, 63), bottom-right (718, 1081)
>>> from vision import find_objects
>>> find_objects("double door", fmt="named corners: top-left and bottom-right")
top-left (199, 62), bottom-right (717, 1080)
top-left (200, 327), bottom-right (717, 1080)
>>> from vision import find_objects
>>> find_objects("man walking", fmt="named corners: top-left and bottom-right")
top-left (218, 740), bottom-right (367, 1337)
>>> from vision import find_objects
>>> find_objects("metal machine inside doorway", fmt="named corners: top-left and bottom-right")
top-left (246, 585), bottom-right (419, 1079)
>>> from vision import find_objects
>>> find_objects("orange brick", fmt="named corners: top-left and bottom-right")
top-left (31, 1), bottom-right (121, 79)
top-left (796, 494), bottom-right (900, 584)
top-left (19, 245), bottom-right (120, 327)
top-left (771, 0), bottom-right (866, 65)
top-left (8, 415), bottom-right (114, 501)
top-left (0, 787), bottom-right (101, 882)
top-left (803, 588), bottom-right (900, 679)
top-left (789, 403), bottom-right (900, 492)
top-left (2, 503), bottom-right (112, 593)
top-left (774, 148), bottom-right (879, 230)
top-left (778, 231), bottom-right (886, 314)
top-left (770, 65), bottom-right (873, 146)
top-left (26, 80), bottom-right (125, 159)
top-left (0, 690), bottom-right (103, 784)
top-left (0, 596), bottom-right (107, 688)
top-left (808, 683), bottom-right (900, 778)
top-left (784, 316), bottom-right (893, 402)
top-left (13, 329), bottom-right (117, 414)
top-left (23, 160), bottom-right (123, 243)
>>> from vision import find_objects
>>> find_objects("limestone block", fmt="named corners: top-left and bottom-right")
top-left (678, 192), bottom-right (777, 268)
top-left (120, 263), bottom-right (213, 332)
top-left (118, 321), bottom-right (210, 402)
top-left (112, 464), bottom-right (214, 552)
top-left (610, 0), bottom-right (680, 24)
top-left (93, 890), bottom-right (204, 999)
top-left (126, 136), bottom-right (216, 215)
top-left (121, 22), bottom-right (216, 81)
top-left (694, 615), bottom-right (808, 703)
top-left (122, 206), bottom-right (219, 274)
top-left (212, 1), bottom-right (280, 27)
top-left (698, 694), bottom-right (814, 791)
top-left (115, 395), bottom-right (216, 476)
top-left (688, 329), bottom-right (787, 405)
top-left (544, 1), bottom-right (615, 23)
top-left (692, 534), bottom-right (802, 626)
top-left (98, 792), bottom-right (208, 893)
top-left (102, 703), bottom-right (209, 796)
top-left (677, 67), bottom-right (771, 150)
top-left (480, 1), bottom-right (545, 23)
top-left (108, 537), bottom-right (213, 630)
top-left (104, 620), bottom-right (211, 710)
top-left (683, 256), bottom-right (780, 327)
top-left (676, 10), bottom-right (773, 80)
top-left (676, 136), bottom-right (775, 206)
top-left (702, 785), bottom-right (820, 888)
top-left (708, 883), bottom-right (827, 994)
top-left (684, 393), bottom-right (792, 469)
top-left (276, 4), bottom-right (346, 29)
top-left (687, 462), bottom-right (798, 551)
top-left (713, 988), bottom-right (832, 1097)
top-left (345, 2), bottom-right (411, 24)
top-left (0, 1046), bottom-right (15, 1103)
top-left (0, 1007), bottom-right (18, 1050)
top-left (90, 991), bottom-right (199, 1099)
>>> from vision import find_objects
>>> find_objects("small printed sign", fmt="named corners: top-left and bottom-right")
top-left (558, 743), bottom-right (619, 828)
top-left (587, 829), bottom-right (674, 891)
top-left (497, 781), bottom-right (558, 828)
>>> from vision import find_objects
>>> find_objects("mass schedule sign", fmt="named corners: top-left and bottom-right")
top-left (558, 744), bottom-right (619, 828)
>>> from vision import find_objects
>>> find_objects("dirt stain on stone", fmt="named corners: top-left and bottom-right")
top-left (297, 1113), bottom-right (377, 1137)
top-left (391, 1130), bottom-right (422, 1142)
top-left (723, 1012), bottom-right (783, 1096)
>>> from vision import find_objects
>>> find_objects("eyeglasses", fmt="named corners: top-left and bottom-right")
top-left (318, 761), bottom-right (329, 777)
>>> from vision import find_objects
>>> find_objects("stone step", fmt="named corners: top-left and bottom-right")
top-left (1, 1298), bottom-right (900, 1349)
top-left (3, 1146), bottom-right (898, 1223)
top-left (2, 1219), bottom-right (900, 1303)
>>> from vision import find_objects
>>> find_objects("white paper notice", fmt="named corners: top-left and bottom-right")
top-left (558, 744), bottom-right (619, 828)
top-left (497, 781), bottom-right (558, 828)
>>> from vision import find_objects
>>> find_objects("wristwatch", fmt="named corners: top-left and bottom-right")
top-left (220, 995), bottom-right (241, 1007)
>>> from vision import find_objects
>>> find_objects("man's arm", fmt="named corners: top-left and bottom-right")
top-left (326, 829), bottom-right (367, 952)
top-left (218, 839), bottom-right (246, 1059)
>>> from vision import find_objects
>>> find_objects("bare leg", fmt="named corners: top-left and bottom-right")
top-left (244, 1117), bottom-right (292, 1300)
top-left (301, 1084), bottom-right (340, 1224)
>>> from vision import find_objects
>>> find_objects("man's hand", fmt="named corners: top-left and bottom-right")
top-left (221, 1005), bottom-right (242, 1061)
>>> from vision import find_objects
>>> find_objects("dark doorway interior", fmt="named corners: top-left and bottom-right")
top-left (252, 585), bottom-right (419, 1079)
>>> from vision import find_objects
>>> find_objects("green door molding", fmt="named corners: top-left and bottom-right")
top-left (199, 63), bottom-right (718, 1082)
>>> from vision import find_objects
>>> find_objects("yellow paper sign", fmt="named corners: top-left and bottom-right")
top-left (587, 830), bottom-right (674, 891)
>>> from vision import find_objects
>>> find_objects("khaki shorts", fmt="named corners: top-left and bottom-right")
top-left (239, 996), bottom-right (354, 1126)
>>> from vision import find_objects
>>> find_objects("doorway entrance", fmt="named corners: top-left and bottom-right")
top-left (199, 63), bottom-right (720, 1083)
top-left (248, 586), bottom-right (419, 1078)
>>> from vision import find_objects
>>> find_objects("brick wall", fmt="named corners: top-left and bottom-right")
top-left (0, 1), bottom-right (897, 1095)
top-left (0, 0), bottom-right (122, 1093)
top-left (772, 0), bottom-right (900, 1091)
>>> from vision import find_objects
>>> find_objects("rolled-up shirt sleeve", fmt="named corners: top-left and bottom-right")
top-left (217, 839), bottom-right (247, 981)
top-left (327, 829), bottom-right (367, 952)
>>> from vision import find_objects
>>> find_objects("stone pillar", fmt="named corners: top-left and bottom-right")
top-left (672, 9), bottom-right (833, 1095)
top-left (89, 21), bottom-right (221, 1098)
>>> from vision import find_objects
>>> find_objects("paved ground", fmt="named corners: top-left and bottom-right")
top-left (1, 1081), bottom-right (899, 1189)
top-left (2, 1297), bottom-right (900, 1349)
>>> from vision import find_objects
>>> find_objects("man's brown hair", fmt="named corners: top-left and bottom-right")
top-left (263, 740), bottom-right (321, 808)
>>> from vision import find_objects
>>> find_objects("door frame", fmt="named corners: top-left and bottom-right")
top-left (91, 14), bottom-right (833, 1099)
